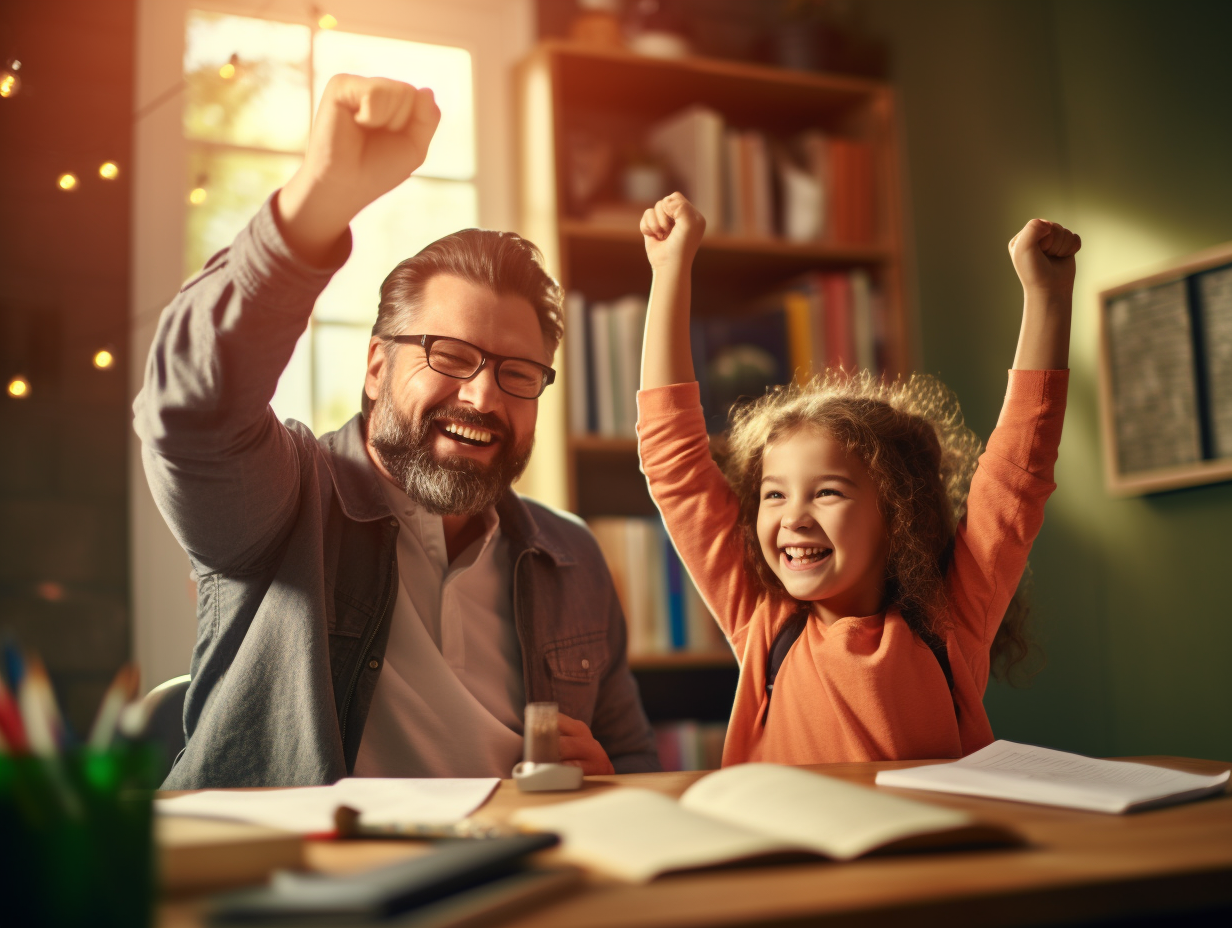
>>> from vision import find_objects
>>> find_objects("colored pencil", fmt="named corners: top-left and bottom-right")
top-left (0, 672), bottom-right (28, 753)
top-left (88, 664), bottom-right (139, 751)
top-left (19, 654), bottom-right (64, 757)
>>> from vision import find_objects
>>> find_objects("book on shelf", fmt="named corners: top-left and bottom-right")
top-left (692, 306), bottom-right (792, 434)
top-left (587, 516), bottom-right (728, 658)
top-left (875, 740), bottom-right (1231, 814)
top-left (565, 273), bottom-right (884, 440)
top-left (654, 720), bottom-right (727, 773)
top-left (646, 106), bottom-right (876, 244)
top-left (509, 762), bottom-right (1019, 883)
top-left (647, 105), bottom-right (725, 233)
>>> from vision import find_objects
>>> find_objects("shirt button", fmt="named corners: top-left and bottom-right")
top-left (389, 519), bottom-right (398, 527)
top-left (581, 658), bottom-right (590, 670)
top-left (368, 659), bottom-right (380, 670)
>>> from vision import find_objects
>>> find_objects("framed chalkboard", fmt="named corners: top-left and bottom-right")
top-left (1098, 241), bottom-right (1232, 495)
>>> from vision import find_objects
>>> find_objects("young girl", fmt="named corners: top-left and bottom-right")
top-left (636, 192), bottom-right (1079, 765)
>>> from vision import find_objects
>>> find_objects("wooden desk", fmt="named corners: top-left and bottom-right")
top-left (160, 756), bottom-right (1232, 928)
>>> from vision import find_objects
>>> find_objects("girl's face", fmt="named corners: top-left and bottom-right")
top-left (756, 426), bottom-right (889, 622)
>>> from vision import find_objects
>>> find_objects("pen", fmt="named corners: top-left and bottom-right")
top-left (332, 805), bottom-right (514, 840)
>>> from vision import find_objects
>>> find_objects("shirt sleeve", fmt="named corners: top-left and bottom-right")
top-left (947, 369), bottom-right (1068, 687)
top-left (132, 194), bottom-right (352, 573)
top-left (636, 383), bottom-right (764, 648)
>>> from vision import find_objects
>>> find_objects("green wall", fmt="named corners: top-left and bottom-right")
top-left (867, 0), bottom-right (1232, 760)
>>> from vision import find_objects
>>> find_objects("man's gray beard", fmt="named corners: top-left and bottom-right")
top-left (367, 375), bottom-right (533, 517)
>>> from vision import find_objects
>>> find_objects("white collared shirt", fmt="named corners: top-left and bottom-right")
top-left (352, 475), bottom-right (525, 778)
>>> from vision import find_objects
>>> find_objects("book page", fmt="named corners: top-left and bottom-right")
top-left (875, 741), bottom-right (1230, 813)
top-left (680, 763), bottom-right (972, 861)
top-left (508, 788), bottom-right (789, 882)
top-left (157, 777), bottom-right (500, 834)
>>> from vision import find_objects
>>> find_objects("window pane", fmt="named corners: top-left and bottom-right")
top-left (313, 30), bottom-right (474, 180)
top-left (313, 324), bottom-right (372, 435)
top-left (270, 328), bottom-right (313, 429)
top-left (313, 177), bottom-right (478, 324)
top-left (184, 147), bottom-right (301, 277)
top-left (184, 10), bottom-right (311, 151)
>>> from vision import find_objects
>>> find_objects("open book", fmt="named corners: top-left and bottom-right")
top-left (875, 741), bottom-right (1230, 814)
top-left (509, 763), bottom-right (1016, 882)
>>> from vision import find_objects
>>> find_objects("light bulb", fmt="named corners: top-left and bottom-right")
top-left (93, 349), bottom-right (115, 370)
top-left (58, 172), bottom-right (78, 191)
top-left (219, 53), bottom-right (239, 80)
top-left (99, 161), bottom-right (120, 180)
top-left (318, 13), bottom-right (338, 30)
top-left (0, 60), bottom-right (20, 99)
top-left (7, 376), bottom-right (30, 398)
top-left (189, 186), bottom-right (208, 205)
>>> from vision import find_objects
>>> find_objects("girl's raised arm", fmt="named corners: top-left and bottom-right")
top-left (1008, 218), bottom-right (1081, 371)
top-left (640, 192), bottom-right (706, 389)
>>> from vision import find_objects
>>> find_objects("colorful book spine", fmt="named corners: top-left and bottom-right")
top-left (586, 516), bottom-right (728, 657)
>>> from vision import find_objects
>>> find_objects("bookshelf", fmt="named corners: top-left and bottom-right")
top-left (514, 41), bottom-right (910, 744)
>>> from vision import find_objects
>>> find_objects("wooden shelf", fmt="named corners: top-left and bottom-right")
top-left (540, 39), bottom-right (883, 132)
top-left (562, 219), bottom-right (890, 264)
top-left (562, 219), bottom-right (892, 307)
top-left (514, 40), bottom-right (909, 721)
top-left (571, 434), bottom-right (638, 455)
top-left (629, 651), bottom-right (736, 671)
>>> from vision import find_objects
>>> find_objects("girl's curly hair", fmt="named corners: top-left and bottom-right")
top-left (721, 369), bottom-right (1033, 681)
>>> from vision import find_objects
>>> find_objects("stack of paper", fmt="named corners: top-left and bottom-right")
top-left (875, 741), bottom-right (1230, 813)
top-left (157, 777), bottom-right (500, 834)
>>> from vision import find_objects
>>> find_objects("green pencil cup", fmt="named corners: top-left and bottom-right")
top-left (0, 743), bottom-right (161, 928)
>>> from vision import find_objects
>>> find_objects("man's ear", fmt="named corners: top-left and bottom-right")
top-left (365, 337), bottom-right (388, 406)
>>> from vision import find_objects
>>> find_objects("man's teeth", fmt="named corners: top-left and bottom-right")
top-left (443, 422), bottom-right (493, 444)
top-left (784, 546), bottom-right (830, 562)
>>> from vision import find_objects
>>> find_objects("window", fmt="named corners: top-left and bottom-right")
top-left (181, 10), bottom-right (479, 434)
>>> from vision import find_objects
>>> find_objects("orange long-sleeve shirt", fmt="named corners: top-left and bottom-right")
top-left (636, 370), bottom-right (1068, 765)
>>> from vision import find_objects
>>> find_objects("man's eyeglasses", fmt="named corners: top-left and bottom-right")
top-left (387, 334), bottom-right (556, 400)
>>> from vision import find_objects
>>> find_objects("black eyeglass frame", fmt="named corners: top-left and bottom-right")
top-left (387, 334), bottom-right (557, 399)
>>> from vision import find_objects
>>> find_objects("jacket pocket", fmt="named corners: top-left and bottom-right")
top-left (544, 632), bottom-right (609, 722)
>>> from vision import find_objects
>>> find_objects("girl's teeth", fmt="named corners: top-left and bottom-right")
top-left (784, 546), bottom-right (829, 562)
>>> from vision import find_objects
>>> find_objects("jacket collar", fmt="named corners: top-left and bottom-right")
top-left (323, 414), bottom-right (573, 567)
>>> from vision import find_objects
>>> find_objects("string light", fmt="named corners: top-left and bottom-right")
top-left (318, 12), bottom-right (338, 29)
top-left (57, 172), bottom-right (78, 191)
top-left (0, 59), bottom-right (21, 99)
top-left (92, 349), bottom-right (115, 370)
top-left (99, 161), bottom-right (120, 180)
top-left (219, 53), bottom-right (239, 80)
top-left (7, 376), bottom-right (30, 398)
top-left (187, 172), bottom-right (206, 204)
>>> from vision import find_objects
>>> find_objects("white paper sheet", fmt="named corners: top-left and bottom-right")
top-left (875, 741), bottom-right (1230, 813)
top-left (156, 777), bottom-right (500, 834)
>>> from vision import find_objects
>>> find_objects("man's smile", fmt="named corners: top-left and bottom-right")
top-left (437, 419), bottom-right (496, 446)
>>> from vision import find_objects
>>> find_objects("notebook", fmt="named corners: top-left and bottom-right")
top-left (509, 762), bottom-right (1017, 882)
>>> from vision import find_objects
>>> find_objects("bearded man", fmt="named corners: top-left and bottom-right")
top-left (135, 75), bottom-right (658, 788)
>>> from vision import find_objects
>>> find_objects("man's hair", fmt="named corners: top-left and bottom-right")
top-left (362, 229), bottom-right (564, 416)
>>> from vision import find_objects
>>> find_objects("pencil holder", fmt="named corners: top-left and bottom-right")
top-left (0, 742), bottom-right (160, 928)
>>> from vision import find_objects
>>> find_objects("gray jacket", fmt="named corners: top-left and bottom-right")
top-left (134, 199), bottom-right (658, 788)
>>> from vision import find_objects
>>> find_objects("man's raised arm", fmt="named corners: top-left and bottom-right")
top-left (133, 76), bottom-right (440, 573)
